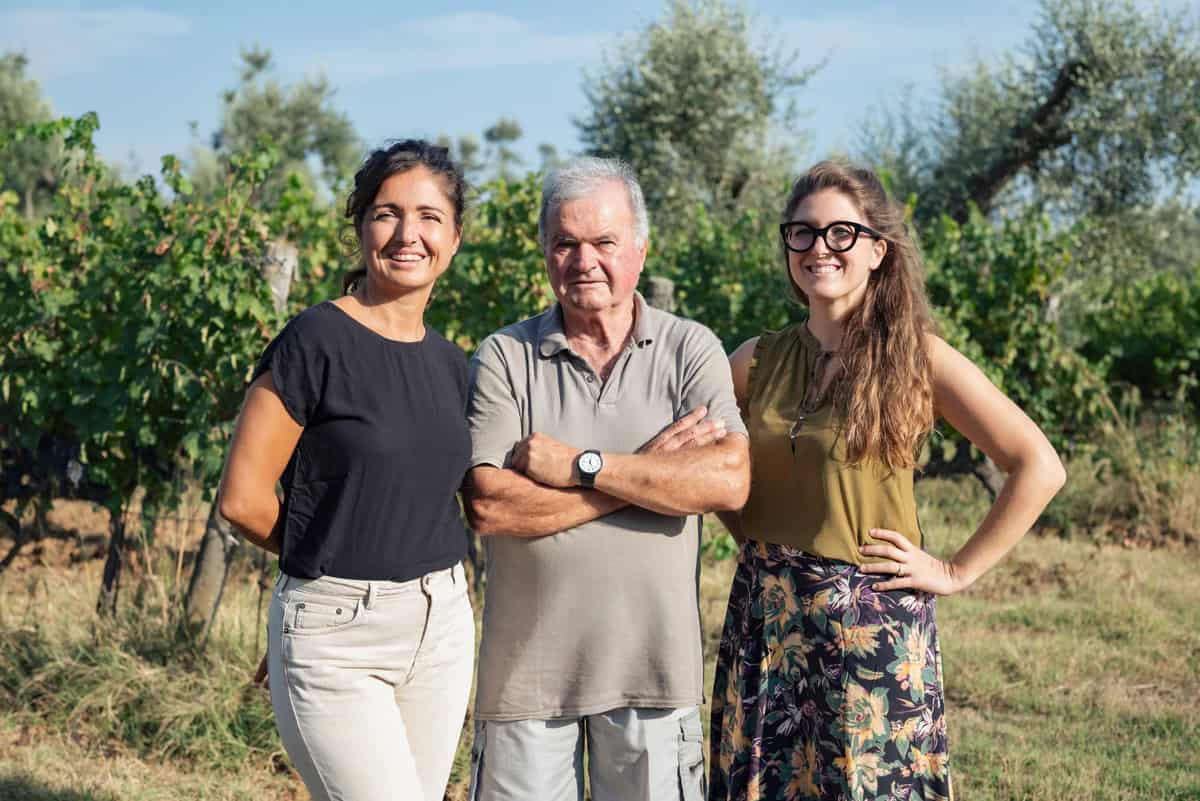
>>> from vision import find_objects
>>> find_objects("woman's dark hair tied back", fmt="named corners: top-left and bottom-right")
top-left (342, 139), bottom-right (469, 294)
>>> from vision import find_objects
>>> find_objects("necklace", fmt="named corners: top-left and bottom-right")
top-left (789, 347), bottom-right (838, 455)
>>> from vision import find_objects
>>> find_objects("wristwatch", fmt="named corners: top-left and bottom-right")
top-left (577, 449), bottom-right (604, 489)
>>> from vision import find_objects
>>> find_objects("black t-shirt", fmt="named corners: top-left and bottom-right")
top-left (252, 301), bottom-right (470, 581)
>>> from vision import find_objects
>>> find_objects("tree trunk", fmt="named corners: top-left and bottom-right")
top-left (260, 241), bottom-right (298, 314)
top-left (943, 60), bottom-right (1086, 223)
top-left (181, 240), bottom-right (296, 641)
top-left (971, 454), bottom-right (1006, 501)
top-left (918, 437), bottom-right (1005, 501)
top-left (0, 509), bottom-right (24, 575)
top-left (645, 276), bottom-right (676, 313)
top-left (97, 513), bottom-right (126, 615)
top-left (182, 504), bottom-right (240, 642)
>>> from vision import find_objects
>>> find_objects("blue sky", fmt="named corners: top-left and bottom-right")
top-left (2, 1), bottom-right (1053, 178)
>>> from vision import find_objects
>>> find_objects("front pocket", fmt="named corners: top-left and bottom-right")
top-left (678, 709), bottom-right (706, 801)
top-left (284, 595), bottom-right (361, 636)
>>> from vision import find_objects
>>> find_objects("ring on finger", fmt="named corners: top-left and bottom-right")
top-left (896, 563), bottom-right (905, 577)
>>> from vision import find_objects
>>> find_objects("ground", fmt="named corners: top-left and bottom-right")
top-left (1, 478), bottom-right (1198, 801)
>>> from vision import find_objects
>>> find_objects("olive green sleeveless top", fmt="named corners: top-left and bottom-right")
top-left (740, 323), bottom-right (922, 564)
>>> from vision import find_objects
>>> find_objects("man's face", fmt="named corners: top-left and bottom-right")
top-left (543, 180), bottom-right (646, 315)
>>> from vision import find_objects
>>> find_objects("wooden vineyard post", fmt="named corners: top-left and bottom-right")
top-left (183, 241), bottom-right (296, 643)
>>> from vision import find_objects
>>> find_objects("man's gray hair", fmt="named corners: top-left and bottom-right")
top-left (537, 157), bottom-right (650, 250)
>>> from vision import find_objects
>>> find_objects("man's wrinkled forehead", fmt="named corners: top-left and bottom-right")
top-left (544, 181), bottom-right (641, 241)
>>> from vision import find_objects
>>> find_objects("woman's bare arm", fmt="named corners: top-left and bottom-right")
top-left (217, 372), bottom-right (303, 555)
top-left (862, 334), bottom-right (1066, 593)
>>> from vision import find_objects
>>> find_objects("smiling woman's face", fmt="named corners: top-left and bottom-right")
top-left (358, 165), bottom-right (461, 297)
top-left (787, 188), bottom-right (887, 315)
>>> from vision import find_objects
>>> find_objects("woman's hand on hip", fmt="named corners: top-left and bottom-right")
top-left (859, 528), bottom-right (967, 595)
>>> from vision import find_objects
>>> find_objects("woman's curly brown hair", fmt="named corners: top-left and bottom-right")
top-left (782, 160), bottom-right (935, 470)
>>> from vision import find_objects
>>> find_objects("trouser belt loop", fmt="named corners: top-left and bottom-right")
top-left (365, 581), bottom-right (377, 611)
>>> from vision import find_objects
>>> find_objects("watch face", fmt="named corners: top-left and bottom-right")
top-left (579, 451), bottom-right (603, 474)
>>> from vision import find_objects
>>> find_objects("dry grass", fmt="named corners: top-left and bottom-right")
top-left (3, 474), bottom-right (1199, 801)
top-left (1044, 409), bottom-right (1200, 545)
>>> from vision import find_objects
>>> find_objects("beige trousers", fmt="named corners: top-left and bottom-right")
top-left (268, 563), bottom-right (474, 801)
top-left (469, 706), bottom-right (706, 801)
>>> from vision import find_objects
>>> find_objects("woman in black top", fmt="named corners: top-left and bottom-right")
top-left (219, 140), bottom-right (475, 801)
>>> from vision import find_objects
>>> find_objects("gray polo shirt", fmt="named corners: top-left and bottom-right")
top-left (467, 293), bottom-right (747, 721)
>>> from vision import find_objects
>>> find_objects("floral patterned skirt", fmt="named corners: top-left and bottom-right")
top-left (709, 541), bottom-right (952, 801)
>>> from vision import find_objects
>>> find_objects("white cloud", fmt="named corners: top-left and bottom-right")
top-left (773, 8), bottom-right (1029, 79)
top-left (0, 7), bottom-right (190, 80)
top-left (305, 13), bottom-right (617, 83)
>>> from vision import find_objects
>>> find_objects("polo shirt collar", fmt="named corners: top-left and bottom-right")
top-left (536, 292), bottom-right (656, 358)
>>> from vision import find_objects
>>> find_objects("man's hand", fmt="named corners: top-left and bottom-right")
top-left (638, 406), bottom-right (727, 453)
top-left (512, 406), bottom-right (730, 488)
top-left (512, 433), bottom-right (581, 488)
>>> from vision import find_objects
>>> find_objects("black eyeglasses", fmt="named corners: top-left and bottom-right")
top-left (779, 221), bottom-right (884, 253)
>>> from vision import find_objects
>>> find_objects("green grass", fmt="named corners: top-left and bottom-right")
top-left (920, 477), bottom-right (1200, 801)
top-left (2, 475), bottom-right (1199, 800)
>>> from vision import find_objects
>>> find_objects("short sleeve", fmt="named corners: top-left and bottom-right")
top-left (742, 333), bottom-right (772, 421)
top-left (467, 335), bottom-right (524, 469)
top-left (678, 324), bottom-right (749, 439)
top-left (433, 332), bottom-right (471, 413)
top-left (252, 316), bottom-right (324, 427)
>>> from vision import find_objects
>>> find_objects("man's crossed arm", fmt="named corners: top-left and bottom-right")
top-left (463, 407), bottom-right (749, 537)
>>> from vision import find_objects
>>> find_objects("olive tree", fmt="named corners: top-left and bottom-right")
top-left (0, 52), bottom-right (60, 218)
top-left (576, 0), bottom-right (818, 226)
top-left (861, 0), bottom-right (1200, 226)
top-left (192, 47), bottom-right (361, 202)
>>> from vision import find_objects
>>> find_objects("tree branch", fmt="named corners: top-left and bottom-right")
top-left (952, 60), bottom-right (1088, 221)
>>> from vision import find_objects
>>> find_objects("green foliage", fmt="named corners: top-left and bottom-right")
top-left (430, 174), bottom-right (551, 350)
top-left (1043, 405), bottom-right (1200, 543)
top-left (648, 202), bottom-right (793, 350)
top-left (3, 115), bottom-right (1197, 541)
top-left (435, 132), bottom-right (486, 185)
top-left (0, 115), bottom-right (313, 525)
top-left (577, 0), bottom-right (816, 226)
top-left (1076, 268), bottom-right (1200, 409)
top-left (269, 170), bottom-right (349, 307)
top-left (858, 0), bottom-right (1200, 430)
top-left (700, 527), bottom-right (738, 561)
top-left (439, 119), bottom-right (560, 185)
top-left (0, 51), bottom-right (61, 218)
top-left (922, 207), bottom-right (1109, 448)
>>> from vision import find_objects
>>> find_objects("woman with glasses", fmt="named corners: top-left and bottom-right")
top-left (708, 161), bottom-right (1065, 800)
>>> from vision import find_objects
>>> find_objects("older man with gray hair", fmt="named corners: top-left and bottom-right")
top-left (463, 157), bottom-right (750, 801)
